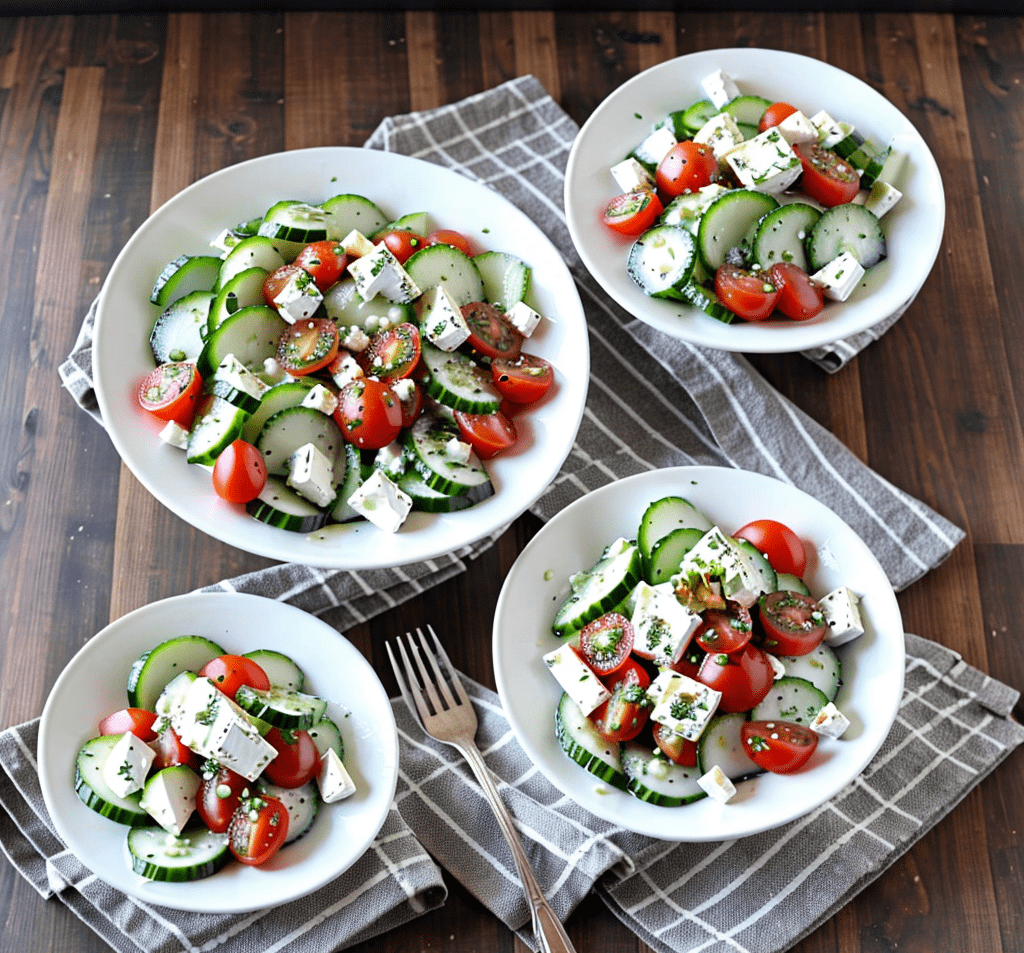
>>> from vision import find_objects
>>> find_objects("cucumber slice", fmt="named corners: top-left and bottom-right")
top-left (777, 643), bottom-right (842, 702)
top-left (74, 735), bottom-right (151, 825)
top-left (732, 538), bottom-right (779, 595)
top-left (697, 189), bottom-right (780, 272)
top-left (681, 98), bottom-right (719, 135)
top-left (149, 289), bottom-right (214, 364)
top-left (697, 711), bottom-right (762, 781)
top-left (404, 243), bottom-right (484, 308)
top-left (419, 341), bottom-right (502, 414)
top-left (259, 200), bottom-right (329, 244)
top-left (626, 224), bottom-right (697, 300)
top-left (404, 411), bottom-right (493, 497)
top-left (722, 94), bottom-right (772, 130)
top-left (552, 538), bottom-right (642, 638)
top-left (807, 203), bottom-right (887, 271)
top-left (126, 634), bottom-right (225, 711)
top-left (321, 193), bottom-right (389, 241)
top-left (398, 469), bottom-right (479, 513)
top-left (151, 254), bottom-right (221, 308)
top-left (255, 405), bottom-right (344, 476)
top-left (196, 305), bottom-right (289, 380)
top-left (751, 676), bottom-right (829, 726)
top-left (680, 281), bottom-right (735, 324)
top-left (555, 693), bottom-right (627, 790)
top-left (234, 684), bottom-right (328, 730)
top-left (257, 779), bottom-right (320, 844)
top-left (308, 717), bottom-right (345, 760)
top-left (621, 743), bottom-right (706, 806)
top-left (775, 572), bottom-right (811, 596)
top-left (646, 527), bottom-right (706, 586)
top-left (217, 236), bottom-right (287, 291)
top-left (246, 476), bottom-right (329, 532)
top-left (473, 250), bottom-right (532, 312)
top-left (240, 379), bottom-right (316, 444)
top-left (637, 496), bottom-right (713, 569)
top-left (329, 442), bottom-right (363, 523)
top-left (751, 202), bottom-right (821, 272)
top-left (321, 276), bottom-right (415, 331)
top-left (374, 210), bottom-right (430, 237)
top-left (127, 827), bottom-right (230, 882)
top-left (208, 266), bottom-right (270, 333)
top-left (243, 649), bottom-right (305, 691)
top-left (208, 379), bottom-right (263, 416)
top-left (185, 395), bottom-right (249, 466)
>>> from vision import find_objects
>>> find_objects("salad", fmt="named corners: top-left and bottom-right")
top-left (601, 67), bottom-right (904, 325)
top-left (543, 495), bottom-right (864, 806)
top-left (138, 192), bottom-right (555, 535)
top-left (73, 635), bottom-right (355, 881)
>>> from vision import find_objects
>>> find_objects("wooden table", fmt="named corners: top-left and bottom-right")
top-left (1, 8), bottom-right (1021, 952)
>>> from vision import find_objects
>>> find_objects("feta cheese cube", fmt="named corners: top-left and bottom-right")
top-left (444, 436), bottom-right (472, 466)
top-left (319, 747), bottom-right (358, 803)
top-left (811, 701), bottom-right (851, 739)
top-left (214, 353), bottom-right (268, 400)
top-left (374, 440), bottom-right (406, 477)
top-left (810, 251), bottom-right (865, 302)
top-left (140, 767), bottom-right (201, 835)
top-left (609, 156), bottom-right (655, 194)
top-left (285, 442), bottom-right (337, 508)
top-left (660, 183), bottom-right (729, 234)
top-left (632, 125), bottom-right (678, 170)
top-left (693, 112), bottom-right (745, 167)
top-left (347, 245), bottom-right (421, 304)
top-left (506, 300), bottom-right (542, 338)
top-left (347, 469), bottom-right (412, 533)
top-left (102, 732), bottom-right (155, 798)
top-left (697, 764), bottom-right (737, 804)
top-left (542, 642), bottom-right (612, 716)
top-left (330, 351), bottom-right (364, 390)
top-left (272, 268), bottom-right (323, 324)
top-left (646, 670), bottom-right (721, 741)
top-left (391, 377), bottom-right (416, 402)
top-left (158, 419), bottom-right (190, 450)
top-left (301, 383), bottom-right (339, 416)
top-left (629, 581), bottom-right (701, 663)
top-left (418, 284), bottom-right (470, 352)
top-left (860, 179), bottom-right (903, 218)
top-left (701, 68), bottom-right (740, 110)
top-left (674, 526), bottom-right (770, 608)
top-left (809, 110), bottom-right (852, 149)
top-left (340, 228), bottom-right (375, 259)
top-left (819, 586), bottom-right (865, 646)
top-left (775, 109), bottom-right (818, 146)
top-left (725, 128), bottom-right (802, 194)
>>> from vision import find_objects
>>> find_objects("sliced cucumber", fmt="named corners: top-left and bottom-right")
top-left (240, 379), bottom-right (316, 444)
top-left (776, 572), bottom-right (811, 596)
top-left (696, 711), bottom-right (762, 781)
top-left (552, 538), bottom-right (642, 638)
top-left (243, 649), bottom-right (305, 691)
top-left (329, 442), bottom-right (363, 523)
top-left (626, 224), bottom-right (697, 300)
top-left (127, 827), bottom-right (230, 882)
top-left (217, 236), bottom-right (287, 291)
top-left (256, 405), bottom-right (343, 476)
top-left (208, 379), bottom-right (263, 416)
top-left (555, 693), bottom-right (627, 790)
top-left (637, 496), bottom-right (713, 569)
top-left (751, 676), bottom-right (829, 726)
top-left (185, 395), bottom-right (249, 466)
top-left (308, 717), bottom-right (345, 760)
top-left (473, 250), bottom-right (532, 312)
top-left (732, 538), bottom-right (779, 595)
top-left (722, 95), bottom-right (772, 133)
top-left (321, 277), bottom-right (415, 331)
top-left (151, 254), bottom-right (221, 308)
top-left (404, 410), bottom-right (493, 497)
top-left (697, 189), bottom-right (780, 272)
top-left (126, 634), bottom-right (225, 712)
top-left (681, 98), bottom-right (718, 135)
top-left (321, 193), bottom-right (389, 241)
top-left (646, 527), bottom-right (706, 586)
top-left (374, 210), bottom-right (430, 237)
top-left (680, 281), bottom-right (735, 323)
top-left (404, 243), bottom-right (484, 308)
top-left (806, 203), bottom-right (887, 272)
top-left (149, 289), bottom-right (214, 364)
top-left (257, 779), bottom-right (319, 844)
top-left (259, 199), bottom-right (329, 244)
top-left (621, 743), bottom-right (706, 807)
top-left (74, 735), bottom-right (151, 825)
top-left (398, 469), bottom-right (479, 513)
top-left (777, 643), bottom-right (842, 702)
top-left (196, 305), bottom-right (289, 380)
top-left (208, 266), bottom-right (270, 333)
top-left (234, 684), bottom-right (328, 730)
top-left (247, 476), bottom-right (329, 532)
top-left (419, 341), bottom-right (502, 414)
top-left (751, 202), bottom-right (821, 272)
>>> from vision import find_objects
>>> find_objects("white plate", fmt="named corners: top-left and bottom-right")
top-left (38, 592), bottom-right (398, 912)
top-left (94, 147), bottom-right (589, 568)
top-left (493, 466), bottom-right (905, 841)
top-left (564, 47), bottom-right (945, 353)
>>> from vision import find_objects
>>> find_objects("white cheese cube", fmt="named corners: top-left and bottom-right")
top-left (286, 442), bottom-right (337, 508)
top-left (542, 642), bottom-right (612, 716)
top-left (725, 128), bottom-right (803, 194)
top-left (444, 436), bottom-right (472, 466)
top-left (272, 268), bottom-right (323, 324)
top-left (347, 469), bottom-right (413, 533)
top-left (158, 419), bottom-right (190, 450)
top-left (697, 764), bottom-right (737, 803)
top-left (609, 156), bottom-right (655, 193)
top-left (391, 377), bottom-right (416, 402)
top-left (210, 227), bottom-right (243, 254)
top-left (633, 125), bottom-right (678, 170)
top-left (374, 440), bottom-right (406, 477)
top-left (810, 251), bottom-right (865, 302)
top-left (318, 747), bottom-right (358, 803)
top-left (811, 701), bottom-right (851, 739)
top-left (646, 670), bottom-right (721, 742)
top-left (861, 180), bottom-right (903, 218)
top-left (418, 284), bottom-right (470, 352)
top-left (102, 732), bottom-right (155, 798)
top-left (819, 586), bottom-right (865, 646)
top-left (775, 109), bottom-right (818, 146)
top-left (701, 68), bottom-right (741, 110)
top-left (340, 228), bottom-right (375, 259)
top-left (140, 767), bottom-right (201, 835)
top-left (347, 245), bottom-right (421, 304)
top-left (329, 350), bottom-right (364, 389)
top-left (809, 110), bottom-right (852, 149)
top-left (506, 300), bottom-right (542, 338)
top-left (214, 353), bottom-right (268, 400)
top-left (693, 112), bottom-right (745, 166)
top-left (660, 183), bottom-right (729, 234)
top-left (341, 325), bottom-right (371, 352)
top-left (674, 526), bottom-right (770, 608)
top-left (301, 383), bottom-right (339, 416)
top-left (629, 581), bottom-right (701, 663)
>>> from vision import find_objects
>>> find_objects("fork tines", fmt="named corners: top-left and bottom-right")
top-left (388, 625), bottom-right (467, 720)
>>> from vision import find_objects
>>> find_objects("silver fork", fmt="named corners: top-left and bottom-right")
top-left (387, 626), bottom-right (577, 953)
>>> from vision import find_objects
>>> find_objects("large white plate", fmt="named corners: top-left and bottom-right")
top-left (564, 47), bottom-right (945, 353)
top-left (94, 147), bottom-right (589, 568)
top-left (493, 466), bottom-right (905, 841)
top-left (38, 592), bottom-right (398, 913)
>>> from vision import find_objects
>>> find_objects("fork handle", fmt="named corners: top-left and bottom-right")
top-left (458, 742), bottom-right (578, 953)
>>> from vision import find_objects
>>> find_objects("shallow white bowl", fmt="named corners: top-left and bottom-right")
top-left (564, 47), bottom-right (944, 353)
top-left (94, 147), bottom-right (589, 568)
top-left (493, 466), bottom-right (904, 841)
top-left (38, 592), bottom-right (398, 912)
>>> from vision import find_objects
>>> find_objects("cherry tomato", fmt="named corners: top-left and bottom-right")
top-left (461, 302), bottom-right (523, 362)
top-left (151, 726), bottom-right (198, 771)
top-left (358, 322), bottom-right (421, 381)
top-left (197, 763), bottom-right (248, 833)
top-left (758, 591), bottom-right (829, 656)
top-left (137, 362), bottom-right (203, 427)
top-left (378, 229), bottom-right (428, 265)
top-left (578, 612), bottom-right (635, 677)
top-left (200, 654), bottom-right (271, 700)
top-left (334, 377), bottom-right (403, 449)
top-left (263, 728), bottom-right (322, 788)
top-left (652, 722), bottom-right (699, 767)
top-left (794, 143), bottom-right (860, 207)
top-left (714, 265), bottom-right (780, 322)
top-left (98, 708), bottom-right (157, 742)
top-left (656, 141), bottom-right (718, 197)
top-left (427, 228), bottom-right (473, 256)
top-left (758, 101), bottom-right (799, 132)
top-left (601, 189), bottom-right (664, 237)
top-left (276, 318), bottom-right (340, 376)
top-left (212, 438), bottom-right (267, 504)
top-left (262, 264), bottom-right (305, 307)
top-left (591, 659), bottom-right (651, 744)
top-left (227, 792), bottom-right (290, 866)
top-left (453, 409), bottom-right (517, 459)
top-left (697, 643), bottom-right (774, 713)
top-left (733, 518), bottom-right (807, 577)
top-left (741, 720), bottom-right (819, 774)
top-left (670, 645), bottom-right (705, 680)
top-left (695, 602), bottom-right (754, 655)
top-left (491, 352), bottom-right (554, 404)
top-left (293, 240), bottom-right (349, 292)
top-left (767, 263), bottom-right (825, 321)
top-left (397, 380), bottom-right (424, 428)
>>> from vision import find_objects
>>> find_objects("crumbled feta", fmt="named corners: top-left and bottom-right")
top-left (660, 183), bottom-right (729, 234)
top-left (609, 156), bottom-right (655, 193)
top-left (374, 440), bottom-right (406, 477)
top-left (646, 670), bottom-right (721, 741)
top-left (701, 68), bottom-right (740, 110)
top-left (810, 251), bottom-right (865, 302)
top-left (330, 351), bottom-right (364, 389)
top-left (725, 128), bottom-right (802, 194)
top-left (102, 732), bottom-right (155, 798)
top-left (340, 228), bottom-right (375, 259)
top-left (629, 581), bottom-right (701, 664)
top-left (506, 300), bottom-right (542, 338)
top-left (347, 245), bottom-right (421, 304)
top-left (697, 764), bottom-right (737, 804)
top-left (272, 268), bottom-right (323, 324)
top-left (390, 377), bottom-right (416, 401)
top-left (158, 419), bottom-right (190, 450)
top-left (347, 469), bottom-right (412, 533)
top-left (342, 326), bottom-right (371, 352)
top-left (811, 701), bottom-right (851, 739)
top-left (767, 653), bottom-right (787, 681)
top-left (542, 642), bottom-right (612, 716)
top-left (819, 586), bottom-right (865, 646)
top-left (301, 383), bottom-right (339, 416)
top-left (418, 284), bottom-right (470, 352)
top-left (262, 357), bottom-right (291, 385)
top-left (693, 112), bottom-right (745, 167)
top-left (286, 442), bottom-right (337, 508)
top-left (674, 526), bottom-right (772, 608)
top-left (775, 109), bottom-right (818, 146)
top-left (318, 748), bottom-right (357, 802)
top-left (444, 436), bottom-right (473, 465)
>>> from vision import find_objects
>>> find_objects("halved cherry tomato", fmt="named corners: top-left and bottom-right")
top-left (377, 229), bottom-right (428, 264)
top-left (227, 793), bottom-right (290, 866)
top-left (578, 612), bottom-right (634, 677)
top-left (491, 352), bottom-right (554, 404)
top-left (670, 645), bottom-right (706, 680)
top-left (652, 722), bottom-right (699, 767)
top-left (98, 707), bottom-right (157, 742)
top-left (151, 726), bottom-right (198, 771)
top-left (714, 265), bottom-right (780, 322)
top-left (334, 377), bottom-right (403, 449)
top-left (197, 763), bottom-right (248, 833)
top-left (200, 654), bottom-right (271, 700)
top-left (427, 228), bottom-right (473, 256)
top-left (293, 240), bottom-right (349, 291)
top-left (697, 643), bottom-right (774, 713)
top-left (276, 317), bottom-right (340, 376)
top-left (358, 322), bottom-right (421, 381)
top-left (397, 380), bottom-right (424, 428)
top-left (601, 189), bottom-right (664, 237)
top-left (656, 141), bottom-right (718, 197)
top-left (695, 602), bottom-right (753, 655)
top-left (733, 518), bottom-right (807, 577)
top-left (212, 438), bottom-right (267, 504)
top-left (263, 728), bottom-right (321, 788)
top-left (461, 302), bottom-right (523, 362)
top-left (794, 143), bottom-right (860, 207)
top-left (741, 720), bottom-right (819, 774)
top-left (453, 409), bottom-right (517, 459)
top-left (137, 362), bottom-right (203, 427)
top-left (591, 658), bottom-right (651, 744)
top-left (758, 591), bottom-right (829, 656)
top-left (262, 263), bottom-right (305, 308)
top-left (767, 263), bottom-right (825, 321)
top-left (758, 101), bottom-right (799, 132)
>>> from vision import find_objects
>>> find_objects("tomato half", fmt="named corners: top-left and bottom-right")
top-left (695, 602), bottom-right (753, 655)
top-left (276, 318), bottom-right (340, 376)
top-left (590, 659), bottom-right (651, 744)
top-left (378, 229), bottom-right (428, 264)
top-left (358, 322), bottom-right (421, 381)
top-left (670, 645), bottom-right (706, 680)
top-left (758, 101), bottom-right (798, 132)
top-left (212, 439), bottom-right (267, 504)
top-left (767, 263), bottom-right (825, 321)
top-left (200, 654), bottom-right (271, 700)
top-left (601, 190), bottom-right (664, 237)
top-left (197, 763), bottom-right (248, 833)
top-left (578, 612), bottom-right (634, 677)
top-left (137, 362), bottom-right (204, 427)
top-left (491, 352), bottom-right (554, 404)
top-left (741, 720), bottom-right (819, 774)
top-left (428, 228), bottom-right (473, 256)
top-left (461, 302), bottom-right (523, 361)
top-left (98, 708), bottom-right (157, 742)
top-left (334, 377), bottom-right (403, 449)
top-left (697, 643), bottom-right (774, 713)
top-left (453, 409), bottom-right (517, 459)
top-left (652, 722), bottom-right (699, 767)
top-left (227, 793), bottom-right (290, 866)
top-left (656, 141), bottom-right (718, 197)
top-left (262, 264), bottom-right (305, 307)
top-left (733, 518), bottom-right (807, 577)
top-left (263, 728), bottom-right (322, 788)
top-left (714, 266), bottom-right (780, 322)
top-left (794, 143), bottom-right (860, 207)
top-left (151, 726), bottom-right (198, 771)
top-left (758, 591), bottom-right (829, 656)
top-left (293, 240), bottom-right (349, 291)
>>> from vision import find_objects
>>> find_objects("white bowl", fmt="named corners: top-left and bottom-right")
top-left (492, 466), bottom-right (905, 841)
top-left (38, 592), bottom-right (398, 912)
top-left (564, 47), bottom-right (944, 353)
top-left (94, 147), bottom-right (589, 568)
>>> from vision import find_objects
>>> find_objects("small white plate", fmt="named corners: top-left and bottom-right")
top-left (493, 466), bottom-right (905, 841)
top-left (94, 147), bottom-right (589, 568)
top-left (564, 47), bottom-right (944, 353)
top-left (38, 592), bottom-right (398, 913)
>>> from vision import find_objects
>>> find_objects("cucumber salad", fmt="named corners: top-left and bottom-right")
top-left (543, 496), bottom-right (865, 806)
top-left (74, 635), bottom-right (356, 881)
top-left (139, 192), bottom-right (555, 535)
top-left (602, 67), bottom-right (904, 324)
